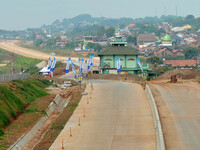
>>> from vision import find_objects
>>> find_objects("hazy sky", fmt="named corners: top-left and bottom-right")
top-left (0, 0), bottom-right (199, 30)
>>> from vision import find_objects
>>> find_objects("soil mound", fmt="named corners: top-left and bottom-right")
top-left (156, 69), bottom-right (200, 80)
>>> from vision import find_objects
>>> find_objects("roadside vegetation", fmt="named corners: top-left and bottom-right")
top-left (0, 79), bottom-right (51, 136)
top-left (0, 48), bottom-right (41, 74)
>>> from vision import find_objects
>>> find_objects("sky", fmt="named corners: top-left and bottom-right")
top-left (0, 0), bottom-right (200, 30)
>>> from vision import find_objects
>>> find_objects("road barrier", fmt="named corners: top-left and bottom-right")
top-left (0, 73), bottom-right (29, 82)
top-left (145, 85), bottom-right (166, 150)
top-left (8, 94), bottom-right (64, 150)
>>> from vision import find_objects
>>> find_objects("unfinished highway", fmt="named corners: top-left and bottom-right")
top-left (49, 80), bottom-right (156, 150)
top-left (150, 81), bottom-right (200, 150)
top-left (0, 41), bottom-right (99, 62)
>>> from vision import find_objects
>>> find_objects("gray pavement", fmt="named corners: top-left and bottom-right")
top-left (49, 80), bottom-right (156, 150)
top-left (151, 83), bottom-right (200, 150)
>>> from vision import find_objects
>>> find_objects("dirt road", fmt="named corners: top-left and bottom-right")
top-left (0, 41), bottom-right (99, 62)
top-left (49, 80), bottom-right (156, 150)
top-left (150, 81), bottom-right (200, 150)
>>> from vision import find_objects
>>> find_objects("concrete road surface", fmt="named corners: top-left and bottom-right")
top-left (150, 82), bottom-right (200, 150)
top-left (49, 80), bottom-right (156, 150)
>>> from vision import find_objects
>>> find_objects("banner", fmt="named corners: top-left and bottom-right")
top-left (78, 57), bottom-right (81, 68)
top-left (88, 56), bottom-right (92, 70)
top-left (91, 54), bottom-right (94, 66)
top-left (80, 58), bottom-right (84, 73)
top-left (116, 57), bottom-right (121, 73)
top-left (137, 57), bottom-right (145, 76)
top-left (65, 57), bottom-right (71, 73)
top-left (71, 61), bottom-right (77, 78)
top-left (47, 57), bottom-right (51, 69)
top-left (50, 57), bottom-right (56, 72)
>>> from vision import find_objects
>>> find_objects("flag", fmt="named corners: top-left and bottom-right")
top-left (117, 57), bottom-right (121, 73)
top-left (71, 61), bottom-right (77, 78)
top-left (50, 57), bottom-right (56, 72)
top-left (65, 57), bottom-right (71, 73)
top-left (137, 57), bottom-right (145, 76)
top-left (88, 56), bottom-right (91, 70)
top-left (47, 57), bottom-right (51, 69)
top-left (80, 58), bottom-right (84, 73)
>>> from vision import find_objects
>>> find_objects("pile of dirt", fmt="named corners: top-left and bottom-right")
top-left (156, 69), bottom-right (200, 80)
top-left (85, 74), bottom-right (144, 82)
top-left (53, 65), bottom-right (79, 77)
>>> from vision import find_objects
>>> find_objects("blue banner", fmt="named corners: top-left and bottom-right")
top-left (137, 57), bottom-right (145, 76)
top-left (50, 57), bottom-right (56, 72)
top-left (71, 61), bottom-right (77, 78)
top-left (88, 56), bottom-right (92, 70)
top-left (65, 57), bottom-right (71, 73)
top-left (80, 58), bottom-right (84, 73)
top-left (116, 57), bottom-right (121, 73)
top-left (47, 57), bottom-right (51, 69)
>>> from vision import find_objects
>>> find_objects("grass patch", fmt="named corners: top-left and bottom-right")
top-left (0, 79), bottom-right (51, 131)
top-left (0, 48), bottom-right (41, 74)
top-left (70, 103), bottom-right (78, 111)
top-left (0, 145), bottom-right (9, 148)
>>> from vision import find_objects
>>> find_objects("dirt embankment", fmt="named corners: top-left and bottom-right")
top-left (85, 74), bottom-right (145, 82)
top-left (156, 69), bottom-right (200, 80)
top-left (32, 85), bottom-right (85, 150)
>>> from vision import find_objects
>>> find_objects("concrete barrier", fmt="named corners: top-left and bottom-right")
top-left (145, 85), bottom-right (165, 150)
top-left (0, 73), bottom-right (29, 82)
top-left (8, 94), bottom-right (64, 150)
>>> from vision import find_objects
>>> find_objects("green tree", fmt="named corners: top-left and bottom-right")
top-left (183, 47), bottom-right (200, 59)
top-left (34, 39), bottom-right (44, 47)
top-left (87, 43), bottom-right (102, 52)
top-left (97, 26), bottom-right (106, 37)
top-left (126, 36), bottom-right (137, 45)
top-left (185, 15), bottom-right (195, 20)
top-left (105, 27), bottom-right (115, 38)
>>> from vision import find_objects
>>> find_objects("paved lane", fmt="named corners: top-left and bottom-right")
top-left (50, 80), bottom-right (156, 150)
top-left (150, 82), bottom-right (200, 150)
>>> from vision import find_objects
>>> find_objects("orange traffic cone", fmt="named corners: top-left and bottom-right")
top-left (78, 118), bottom-right (81, 126)
top-left (70, 127), bottom-right (72, 137)
top-left (83, 108), bottom-right (86, 117)
top-left (62, 139), bottom-right (64, 150)
top-left (87, 97), bottom-right (89, 104)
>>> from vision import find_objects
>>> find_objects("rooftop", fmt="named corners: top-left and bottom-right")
top-left (137, 34), bottom-right (157, 42)
top-left (164, 60), bottom-right (196, 67)
top-left (98, 46), bottom-right (139, 56)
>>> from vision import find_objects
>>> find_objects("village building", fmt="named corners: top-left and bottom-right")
top-left (155, 47), bottom-right (185, 58)
top-left (164, 60), bottom-right (197, 68)
top-left (160, 34), bottom-right (173, 47)
top-left (137, 33), bottom-right (157, 48)
top-left (98, 26), bottom-right (151, 76)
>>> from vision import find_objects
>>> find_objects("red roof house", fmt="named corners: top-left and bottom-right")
top-left (164, 60), bottom-right (197, 67)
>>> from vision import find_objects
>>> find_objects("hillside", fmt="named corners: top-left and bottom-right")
top-left (0, 48), bottom-right (41, 74)
top-left (0, 79), bottom-right (51, 135)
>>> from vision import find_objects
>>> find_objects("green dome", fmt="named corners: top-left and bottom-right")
top-left (162, 34), bottom-right (172, 41)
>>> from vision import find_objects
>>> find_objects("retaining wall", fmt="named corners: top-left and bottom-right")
top-left (0, 74), bottom-right (29, 82)
top-left (8, 94), bottom-right (63, 150)
top-left (145, 84), bottom-right (165, 150)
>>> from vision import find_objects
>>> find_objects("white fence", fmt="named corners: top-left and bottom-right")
top-left (8, 94), bottom-right (63, 150)
top-left (0, 74), bottom-right (29, 82)
top-left (145, 85), bottom-right (166, 150)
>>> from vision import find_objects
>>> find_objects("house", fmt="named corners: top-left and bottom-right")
top-left (137, 33), bottom-right (157, 48)
top-left (160, 34), bottom-right (172, 47)
top-left (98, 26), bottom-right (151, 76)
top-left (171, 34), bottom-right (182, 43)
top-left (155, 47), bottom-right (184, 58)
top-left (56, 38), bottom-right (71, 47)
top-left (164, 60), bottom-right (197, 68)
